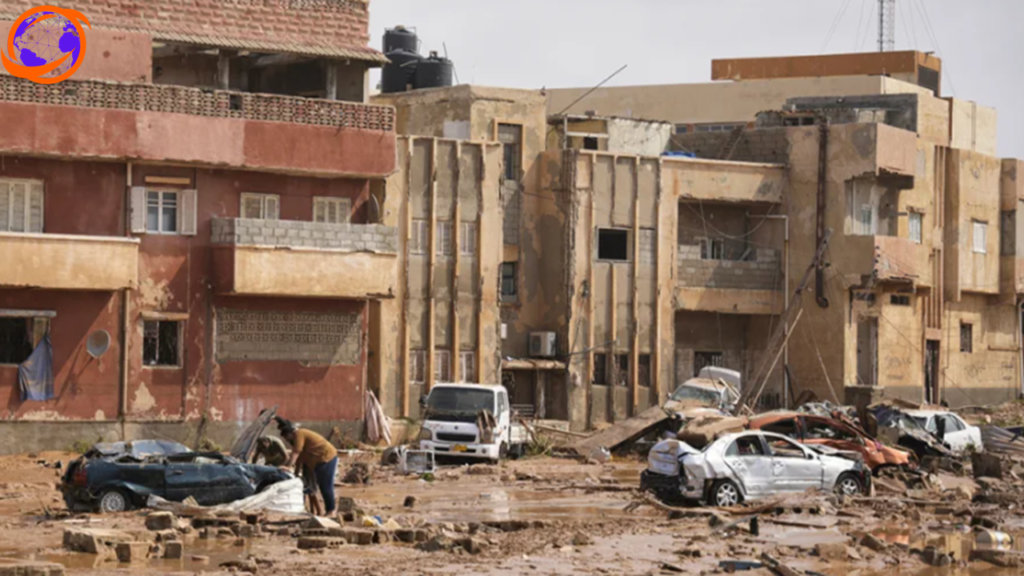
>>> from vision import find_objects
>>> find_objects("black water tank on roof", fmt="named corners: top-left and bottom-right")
top-left (383, 26), bottom-right (418, 54)
top-left (414, 51), bottom-right (454, 90)
top-left (381, 49), bottom-right (421, 94)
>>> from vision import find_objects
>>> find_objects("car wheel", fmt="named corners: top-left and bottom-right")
top-left (834, 473), bottom-right (863, 497)
top-left (96, 488), bottom-right (132, 513)
top-left (710, 480), bottom-right (742, 507)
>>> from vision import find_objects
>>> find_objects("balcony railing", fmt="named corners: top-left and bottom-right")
top-left (0, 232), bottom-right (139, 291)
top-left (212, 218), bottom-right (398, 253)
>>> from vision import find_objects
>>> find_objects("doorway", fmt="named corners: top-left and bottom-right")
top-left (925, 340), bottom-right (940, 404)
top-left (856, 318), bottom-right (878, 386)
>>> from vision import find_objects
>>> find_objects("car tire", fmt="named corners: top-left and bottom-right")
top-left (710, 480), bottom-right (742, 507)
top-left (96, 488), bottom-right (132, 513)
top-left (834, 473), bottom-right (864, 497)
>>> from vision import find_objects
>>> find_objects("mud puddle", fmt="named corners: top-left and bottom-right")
top-left (866, 526), bottom-right (1024, 576)
top-left (3, 538), bottom-right (255, 573)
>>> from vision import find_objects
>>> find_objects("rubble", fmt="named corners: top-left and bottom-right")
top-left (114, 542), bottom-right (150, 563)
top-left (62, 527), bottom-right (135, 554)
top-left (144, 511), bottom-right (176, 531)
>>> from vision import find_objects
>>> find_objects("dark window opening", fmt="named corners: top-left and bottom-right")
top-left (144, 320), bottom-right (180, 367)
top-left (638, 354), bottom-right (651, 388)
top-left (583, 137), bottom-right (599, 150)
top-left (498, 124), bottom-right (522, 183)
top-left (598, 229), bottom-right (629, 261)
top-left (694, 351), bottom-right (723, 377)
top-left (726, 436), bottom-right (765, 457)
top-left (615, 354), bottom-right (629, 387)
top-left (960, 323), bottom-right (973, 354)
top-left (760, 418), bottom-right (799, 439)
top-left (501, 262), bottom-right (517, 298)
top-left (229, 94), bottom-right (243, 111)
top-left (593, 353), bottom-right (608, 385)
top-left (0, 318), bottom-right (34, 364)
top-left (890, 295), bottom-right (911, 306)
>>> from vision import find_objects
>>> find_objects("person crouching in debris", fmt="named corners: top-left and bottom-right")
top-left (275, 416), bottom-right (339, 515)
top-left (255, 435), bottom-right (289, 467)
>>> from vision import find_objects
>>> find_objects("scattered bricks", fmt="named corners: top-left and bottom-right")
top-left (416, 535), bottom-right (454, 553)
top-left (456, 537), bottom-right (488, 555)
top-left (115, 542), bottom-right (150, 563)
top-left (238, 524), bottom-right (261, 538)
top-left (276, 527), bottom-right (294, 537)
top-left (145, 511), bottom-right (176, 531)
top-left (297, 537), bottom-right (346, 550)
top-left (373, 530), bottom-right (394, 544)
top-left (814, 542), bottom-right (848, 561)
top-left (153, 530), bottom-right (177, 542)
top-left (163, 541), bottom-right (183, 560)
top-left (395, 529), bottom-right (430, 543)
top-left (335, 528), bottom-right (374, 546)
top-left (63, 528), bottom-right (135, 555)
top-left (0, 559), bottom-right (66, 575)
top-left (192, 516), bottom-right (240, 529)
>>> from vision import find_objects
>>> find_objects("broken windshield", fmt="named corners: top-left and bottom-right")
top-left (427, 388), bottom-right (495, 416)
top-left (670, 384), bottom-right (725, 406)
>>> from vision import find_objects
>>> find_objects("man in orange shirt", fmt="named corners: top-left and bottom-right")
top-left (276, 417), bottom-right (339, 515)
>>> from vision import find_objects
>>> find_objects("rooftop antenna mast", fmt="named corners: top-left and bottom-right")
top-left (878, 0), bottom-right (896, 51)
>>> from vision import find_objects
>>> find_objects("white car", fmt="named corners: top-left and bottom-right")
top-left (904, 410), bottom-right (983, 453)
top-left (641, 431), bottom-right (871, 507)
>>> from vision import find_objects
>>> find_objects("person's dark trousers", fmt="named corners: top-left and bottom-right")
top-left (314, 456), bottom-right (339, 514)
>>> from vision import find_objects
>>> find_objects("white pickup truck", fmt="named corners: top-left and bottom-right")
top-left (418, 383), bottom-right (529, 463)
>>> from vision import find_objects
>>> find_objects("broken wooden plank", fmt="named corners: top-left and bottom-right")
top-left (572, 405), bottom-right (669, 455)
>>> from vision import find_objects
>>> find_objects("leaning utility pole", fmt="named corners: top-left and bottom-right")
top-left (878, 0), bottom-right (896, 52)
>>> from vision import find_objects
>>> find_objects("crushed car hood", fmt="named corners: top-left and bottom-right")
top-left (230, 406), bottom-right (278, 463)
top-left (87, 440), bottom-right (191, 461)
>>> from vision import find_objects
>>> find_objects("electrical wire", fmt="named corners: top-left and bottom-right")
top-left (820, 0), bottom-right (854, 54)
top-left (853, 0), bottom-right (868, 52)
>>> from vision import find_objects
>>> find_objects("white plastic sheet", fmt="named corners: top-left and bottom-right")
top-left (147, 477), bottom-right (305, 515)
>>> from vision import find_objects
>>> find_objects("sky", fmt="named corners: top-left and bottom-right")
top-left (368, 0), bottom-right (1024, 159)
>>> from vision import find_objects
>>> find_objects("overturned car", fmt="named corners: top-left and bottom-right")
top-left (640, 431), bottom-right (871, 507)
top-left (61, 409), bottom-right (292, 513)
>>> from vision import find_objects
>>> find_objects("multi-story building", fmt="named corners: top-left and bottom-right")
top-left (0, 0), bottom-right (398, 451)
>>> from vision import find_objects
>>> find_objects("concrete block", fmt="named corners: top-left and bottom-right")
top-left (163, 541), bottom-right (183, 559)
top-left (145, 511), bottom-right (176, 531)
top-left (0, 559), bottom-right (65, 575)
top-left (331, 528), bottom-right (374, 545)
top-left (63, 528), bottom-right (135, 554)
top-left (115, 542), bottom-right (150, 563)
top-left (298, 536), bottom-right (346, 550)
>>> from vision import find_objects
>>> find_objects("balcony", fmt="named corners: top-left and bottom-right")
top-left (211, 218), bottom-right (398, 300)
top-left (0, 75), bottom-right (396, 178)
top-left (0, 232), bottom-right (139, 291)
top-left (845, 235), bottom-right (930, 287)
top-left (663, 156), bottom-right (785, 204)
top-left (675, 244), bottom-right (784, 315)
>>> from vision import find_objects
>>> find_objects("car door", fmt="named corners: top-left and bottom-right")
top-left (722, 434), bottom-right (773, 498)
top-left (165, 455), bottom-right (255, 505)
top-left (164, 458), bottom-right (204, 503)
top-left (766, 435), bottom-right (823, 493)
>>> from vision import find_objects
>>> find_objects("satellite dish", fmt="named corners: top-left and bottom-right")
top-left (86, 330), bottom-right (111, 359)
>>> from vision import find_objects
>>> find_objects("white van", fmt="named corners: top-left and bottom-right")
top-left (419, 384), bottom-right (528, 463)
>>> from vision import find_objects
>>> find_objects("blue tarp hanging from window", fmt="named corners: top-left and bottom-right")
top-left (19, 333), bottom-right (54, 401)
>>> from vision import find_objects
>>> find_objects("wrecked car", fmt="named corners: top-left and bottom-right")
top-left (904, 409), bottom-right (983, 453)
top-left (665, 377), bottom-right (739, 414)
top-left (870, 404), bottom-right (958, 460)
top-left (641, 431), bottom-right (871, 507)
top-left (61, 408), bottom-right (292, 513)
top-left (749, 412), bottom-right (912, 473)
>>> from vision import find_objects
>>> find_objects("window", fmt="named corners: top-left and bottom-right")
top-left (890, 295), bottom-right (911, 306)
top-left (146, 191), bottom-right (179, 234)
top-left (726, 436), bottom-right (766, 456)
top-left (313, 197), bottom-right (351, 224)
top-left (941, 414), bottom-right (966, 433)
top-left (436, 221), bottom-right (453, 257)
top-left (460, 222), bottom-right (477, 257)
top-left (597, 228), bottom-right (630, 261)
top-left (638, 354), bottom-right (652, 388)
top-left (859, 205), bottom-right (874, 235)
top-left (0, 317), bottom-right (36, 364)
top-left (615, 354), bottom-right (629, 387)
top-left (760, 418), bottom-right (799, 438)
top-left (501, 262), bottom-right (517, 298)
top-left (583, 136), bottom-right (599, 150)
top-left (0, 179), bottom-right (44, 233)
top-left (699, 238), bottom-right (724, 260)
top-left (143, 320), bottom-right (180, 367)
top-left (434, 350), bottom-right (451, 382)
top-left (767, 437), bottom-right (806, 459)
top-left (410, 219), bottom-right (428, 255)
top-left (909, 212), bottom-right (923, 244)
top-left (498, 123), bottom-right (522, 183)
top-left (459, 351), bottom-right (475, 383)
top-left (409, 350), bottom-right (426, 384)
top-left (973, 220), bottom-right (987, 254)
top-left (960, 323), bottom-right (973, 353)
top-left (593, 353), bottom-right (608, 385)
top-left (694, 351), bottom-right (723, 377)
top-left (240, 193), bottom-right (279, 220)
top-left (674, 124), bottom-right (689, 135)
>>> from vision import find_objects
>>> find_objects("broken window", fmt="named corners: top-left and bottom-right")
top-left (0, 317), bottom-right (35, 364)
top-left (498, 123), bottom-right (522, 183)
top-left (459, 351), bottom-right (475, 383)
top-left (436, 221), bottom-right (453, 257)
top-left (615, 354), bottom-right (629, 387)
top-left (694, 351), bottom-right (723, 377)
top-left (460, 222), bottom-right (477, 257)
top-left (143, 320), bottom-right (180, 367)
top-left (890, 295), bottom-right (911, 306)
top-left (960, 323), bottom-right (973, 353)
top-left (759, 418), bottom-right (799, 439)
top-left (726, 436), bottom-right (766, 456)
top-left (240, 193), bottom-right (279, 220)
top-left (909, 212), bottom-right (923, 244)
top-left (434, 349), bottom-right (451, 382)
top-left (973, 220), bottom-right (987, 254)
top-left (409, 350), bottom-right (426, 384)
top-left (593, 353), bottom-right (608, 385)
top-left (410, 219), bottom-right (428, 255)
top-left (597, 228), bottom-right (630, 261)
top-left (146, 191), bottom-right (179, 234)
top-left (500, 262), bottom-right (517, 298)
top-left (767, 437), bottom-right (806, 458)
top-left (313, 197), bottom-right (350, 224)
top-left (638, 354), bottom-right (652, 388)
top-left (0, 179), bottom-right (44, 233)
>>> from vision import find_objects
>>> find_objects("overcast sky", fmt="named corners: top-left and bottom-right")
top-left (368, 0), bottom-right (1023, 158)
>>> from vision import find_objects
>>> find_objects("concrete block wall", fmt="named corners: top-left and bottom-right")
top-left (211, 218), bottom-right (398, 253)
top-left (673, 128), bottom-right (789, 164)
top-left (677, 244), bottom-right (781, 290)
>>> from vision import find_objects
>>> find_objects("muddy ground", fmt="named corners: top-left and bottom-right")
top-left (2, 450), bottom-right (1024, 576)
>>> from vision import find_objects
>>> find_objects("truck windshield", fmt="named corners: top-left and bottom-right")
top-left (427, 388), bottom-right (495, 416)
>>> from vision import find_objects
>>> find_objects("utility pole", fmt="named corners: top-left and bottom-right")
top-left (878, 0), bottom-right (896, 52)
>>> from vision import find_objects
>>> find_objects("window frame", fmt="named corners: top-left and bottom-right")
top-left (908, 211), bottom-right (923, 244)
top-left (240, 192), bottom-right (280, 220)
top-left (960, 322), bottom-right (973, 354)
top-left (459, 350), bottom-right (475, 383)
top-left (593, 352), bottom-right (608, 385)
top-left (726, 435), bottom-right (767, 457)
top-left (500, 262), bottom-right (518, 299)
top-left (0, 178), bottom-right (44, 233)
top-left (410, 219), bottom-right (428, 255)
top-left (460, 222), bottom-right (477, 257)
top-left (972, 220), bottom-right (988, 254)
top-left (597, 228), bottom-right (631, 262)
top-left (435, 221), bottom-right (454, 258)
top-left (142, 319), bottom-right (182, 368)
top-left (146, 189), bottom-right (181, 235)
top-left (890, 294), bottom-right (911, 307)
top-left (313, 196), bottom-right (351, 225)
top-left (434, 349), bottom-right (452, 383)
top-left (638, 354), bottom-right (652, 388)
top-left (0, 314), bottom-right (48, 366)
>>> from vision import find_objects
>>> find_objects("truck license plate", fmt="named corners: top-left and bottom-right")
top-left (452, 445), bottom-right (468, 453)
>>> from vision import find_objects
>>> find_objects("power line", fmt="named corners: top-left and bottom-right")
top-left (853, 0), bottom-right (868, 52)
top-left (820, 0), bottom-right (854, 53)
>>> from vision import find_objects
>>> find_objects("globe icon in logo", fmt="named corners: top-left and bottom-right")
top-left (11, 11), bottom-right (82, 79)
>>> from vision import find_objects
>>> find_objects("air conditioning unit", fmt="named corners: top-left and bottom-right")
top-left (529, 332), bottom-right (556, 358)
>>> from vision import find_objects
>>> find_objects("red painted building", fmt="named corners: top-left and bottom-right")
top-left (0, 0), bottom-right (397, 452)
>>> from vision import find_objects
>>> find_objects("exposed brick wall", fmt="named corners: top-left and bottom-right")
top-left (677, 244), bottom-right (781, 290)
top-left (212, 217), bottom-right (398, 253)
top-left (0, 75), bottom-right (394, 131)
top-left (673, 128), bottom-right (789, 164)
top-left (216, 308), bottom-right (363, 364)
top-left (0, 0), bottom-right (374, 56)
